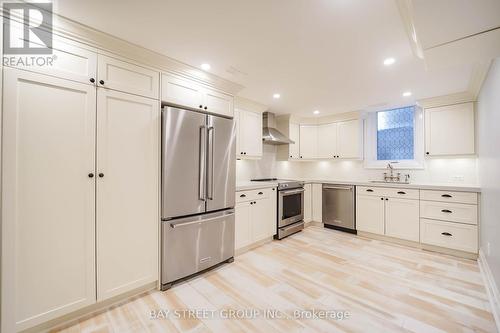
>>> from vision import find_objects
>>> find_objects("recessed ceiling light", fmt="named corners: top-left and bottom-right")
top-left (313, 110), bottom-right (320, 115)
top-left (273, 93), bottom-right (281, 99)
top-left (200, 63), bottom-right (211, 71)
top-left (383, 57), bottom-right (396, 66)
top-left (402, 91), bottom-right (412, 97)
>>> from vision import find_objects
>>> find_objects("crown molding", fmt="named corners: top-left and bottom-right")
top-left (395, 0), bottom-right (424, 59)
top-left (417, 91), bottom-right (475, 109)
top-left (468, 61), bottom-right (492, 99)
top-left (234, 96), bottom-right (268, 113)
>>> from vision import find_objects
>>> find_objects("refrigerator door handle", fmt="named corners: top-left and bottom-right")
top-left (207, 126), bottom-right (215, 200)
top-left (199, 125), bottom-right (206, 201)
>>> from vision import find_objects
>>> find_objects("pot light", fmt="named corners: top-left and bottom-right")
top-left (273, 93), bottom-right (281, 99)
top-left (313, 110), bottom-right (320, 115)
top-left (200, 63), bottom-right (211, 71)
top-left (383, 57), bottom-right (396, 66)
top-left (402, 91), bottom-right (412, 97)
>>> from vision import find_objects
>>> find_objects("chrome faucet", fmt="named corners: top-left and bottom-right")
top-left (384, 162), bottom-right (400, 182)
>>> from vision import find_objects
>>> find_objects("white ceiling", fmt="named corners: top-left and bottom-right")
top-left (54, 0), bottom-right (477, 116)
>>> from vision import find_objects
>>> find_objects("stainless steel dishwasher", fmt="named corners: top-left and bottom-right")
top-left (322, 184), bottom-right (356, 233)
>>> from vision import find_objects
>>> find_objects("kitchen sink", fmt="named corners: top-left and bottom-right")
top-left (369, 180), bottom-right (410, 185)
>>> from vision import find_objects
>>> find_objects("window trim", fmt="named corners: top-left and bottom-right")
top-left (363, 105), bottom-right (424, 169)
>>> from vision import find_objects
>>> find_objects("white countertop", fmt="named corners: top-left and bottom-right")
top-left (236, 180), bottom-right (481, 192)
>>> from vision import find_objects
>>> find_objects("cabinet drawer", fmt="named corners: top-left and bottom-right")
top-left (420, 219), bottom-right (477, 253)
top-left (420, 190), bottom-right (477, 204)
top-left (357, 186), bottom-right (387, 197)
top-left (420, 201), bottom-right (477, 225)
top-left (384, 188), bottom-right (419, 200)
top-left (236, 188), bottom-right (273, 203)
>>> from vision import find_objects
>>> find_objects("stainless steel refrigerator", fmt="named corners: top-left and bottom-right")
top-left (161, 106), bottom-right (236, 290)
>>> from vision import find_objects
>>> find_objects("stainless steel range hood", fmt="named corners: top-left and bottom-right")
top-left (262, 112), bottom-right (294, 145)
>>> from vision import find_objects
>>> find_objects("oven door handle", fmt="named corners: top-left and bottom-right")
top-left (279, 188), bottom-right (305, 196)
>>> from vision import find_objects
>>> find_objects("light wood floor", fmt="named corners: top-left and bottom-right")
top-left (53, 227), bottom-right (497, 333)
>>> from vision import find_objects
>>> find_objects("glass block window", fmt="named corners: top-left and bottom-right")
top-left (377, 106), bottom-right (415, 160)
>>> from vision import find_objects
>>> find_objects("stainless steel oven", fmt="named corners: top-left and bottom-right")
top-left (278, 187), bottom-right (304, 227)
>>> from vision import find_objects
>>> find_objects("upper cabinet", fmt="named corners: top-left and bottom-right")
top-left (299, 125), bottom-right (318, 159)
top-left (161, 73), bottom-right (234, 117)
top-left (317, 123), bottom-right (338, 158)
top-left (337, 119), bottom-right (361, 159)
top-left (276, 117), bottom-right (300, 160)
top-left (235, 108), bottom-right (263, 158)
top-left (425, 102), bottom-right (475, 156)
top-left (97, 55), bottom-right (159, 99)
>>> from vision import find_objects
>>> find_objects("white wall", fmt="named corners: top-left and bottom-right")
top-left (237, 145), bottom-right (478, 184)
top-left (477, 58), bottom-right (500, 289)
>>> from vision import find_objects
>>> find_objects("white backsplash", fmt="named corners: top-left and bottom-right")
top-left (237, 145), bottom-right (478, 184)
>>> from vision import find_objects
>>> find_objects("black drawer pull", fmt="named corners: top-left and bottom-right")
top-left (239, 194), bottom-right (246, 198)
top-left (441, 232), bottom-right (453, 237)
top-left (441, 209), bottom-right (452, 213)
top-left (397, 191), bottom-right (406, 195)
top-left (441, 194), bottom-right (452, 198)
top-left (258, 192), bottom-right (263, 195)
top-left (366, 189), bottom-right (374, 192)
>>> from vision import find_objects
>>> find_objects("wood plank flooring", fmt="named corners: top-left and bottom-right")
top-left (53, 226), bottom-right (497, 333)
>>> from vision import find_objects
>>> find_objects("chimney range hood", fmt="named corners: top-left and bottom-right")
top-left (262, 112), bottom-right (294, 145)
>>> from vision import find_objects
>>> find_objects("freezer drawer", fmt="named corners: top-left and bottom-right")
top-left (161, 209), bottom-right (235, 287)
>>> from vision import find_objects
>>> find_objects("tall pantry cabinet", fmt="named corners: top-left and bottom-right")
top-left (2, 43), bottom-right (160, 331)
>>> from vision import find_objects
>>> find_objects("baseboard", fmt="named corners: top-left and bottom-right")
top-left (305, 220), bottom-right (323, 228)
top-left (235, 236), bottom-right (273, 256)
top-left (479, 248), bottom-right (500, 332)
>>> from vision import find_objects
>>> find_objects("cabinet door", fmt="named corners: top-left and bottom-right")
top-left (289, 122), bottom-right (300, 159)
top-left (317, 123), bottom-right (337, 158)
top-left (304, 184), bottom-right (312, 222)
top-left (356, 195), bottom-right (385, 235)
top-left (385, 198), bottom-right (419, 242)
top-left (252, 195), bottom-right (276, 242)
top-left (96, 89), bottom-right (159, 301)
top-left (161, 73), bottom-right (204, 109)
top-left (312, 184), bottom-right (323, 222)
top-left (425, 103), bottom-right (474, 156)
top-left (235, 201), bottom-right (252, 250)
top-left (203, 88), bottom-right (234, 117)
top-left (241, 109), bottom-right (263, 157)
top-left (299, 125), bottom-right (318, 159)
top-left (2, 68), bottom-right (96, 332)
top-left (98, 54), bottom-right (159, 99)
top-left (338, 119), bottom-right (360, 159)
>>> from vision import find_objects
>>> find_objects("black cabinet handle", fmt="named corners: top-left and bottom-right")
top-left (199, 105), bottom-right (203, 108)
top-left (385, 198), bottom-right (389, 201)
top-left (380, 197), bottom-right (384, 200)
top-left (290, 155), bottom-right (292, 158)
top-left (441, 209), bottom-right (452, 213)
top-left (300, 156), bottom-right (303, 158)
top-left (204, 106), bottom-right (208, 110)
top-left (98, 173), bottom-right (104, 178)
top-left (426, 152), bottom-right (430, 155)
top-left (240, 194), bottom-right (246, 198)
top-left (441, 232), bottom-right (453, 236)
top-left (90, 78), bottom-right (95, 83)
top-left (258, 192), bottom-right (263, 195)
top-left (99, 80), bottom-right (104, 85)
top-left (441, 194), bottom-right (452, 198)
top-left (88, 173), bottom-right (94, 178)
top-left (397, 191), bottom-right (406, 195)
top-left (366, 189), bottom-right (374, 192)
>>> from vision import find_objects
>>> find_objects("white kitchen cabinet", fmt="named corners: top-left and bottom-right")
top-left (385, 198), bottom-right (420, 242)
top-left (312, 184), bottom-right (323, 222)
top-left (98, 54), bottom-right (159, 99)
top-left (299, 125), bottom-right (318, 159)
top-left (337, 119), bottom-right (361, 159)
top-left (304, 184), bottom-right (313, 223)
top-left (96, 89), bottom-right (159, 301)
top-left (289, 122), bottom-right (301, 159)
top-left (356, 195), bottom-right (385, 235)
top-left (235, 201), bottom-right (253, 250)
top-left (420, 219), bottom-right (478, 253)
top-left (161, 73), bottom-right (234, 117)
top-left (317, 123), bottom-right (338, 158)
top-left (161, 73), bottom-right (204, 109)
top-left (236, 108), bottom-right (263, 158)
top-left (203, 88), bottom-right (234, 117)
top-left (235, 188), bottom-right (277, 251)
top-left (2, 68), bottom-right (97, 331)
top-left (425, 102), bottom-right (475, 156)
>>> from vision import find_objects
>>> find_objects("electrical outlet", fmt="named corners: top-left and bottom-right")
top-left (452, 175), bottom-right (465, 182)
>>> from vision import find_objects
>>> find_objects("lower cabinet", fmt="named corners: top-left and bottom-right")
top-left (235, 188), bottom-right (277, 251)
top-left (304, 184), bottom-right (312, 222)
top-left (356, 188), bottom-right (420, 242)
top-left (312, 184), bottom-right (323, 222)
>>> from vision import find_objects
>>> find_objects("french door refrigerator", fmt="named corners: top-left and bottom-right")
top-left (161, 106), bottom-right (236, 290)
